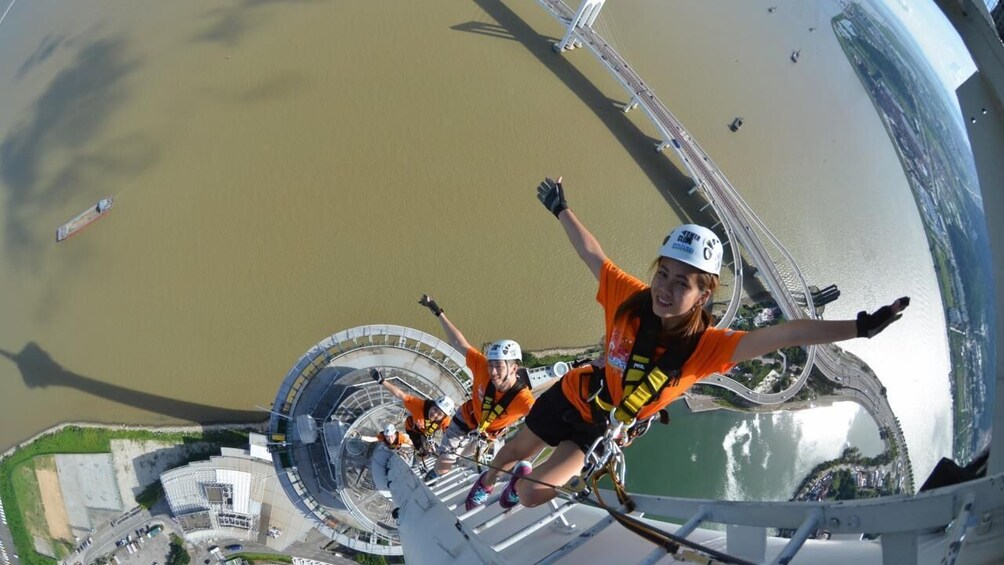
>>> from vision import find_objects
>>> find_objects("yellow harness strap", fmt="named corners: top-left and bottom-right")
top-left (592, 308), bottom-right (691, 425)
top-left (594, 362), bottom-right (673, 424)
top-left (477, 380), bottom-right (525, 434)
top-left (423, 418), bottom-right (441, 436)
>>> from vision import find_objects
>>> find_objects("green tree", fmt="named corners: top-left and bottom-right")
top-left (831, 469), bottom-right (858, 501)
top-left (167, 535), bottom-right (190, 565)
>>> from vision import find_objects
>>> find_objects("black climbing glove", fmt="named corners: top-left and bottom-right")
top-left (369, 368), bottom-right (384, 383)
top-left (856, 297), bottom-right (910, 338)
top-left (537, 177), bottom-right (568, 218)
top-left (419, 294), bottom-right (444, 317)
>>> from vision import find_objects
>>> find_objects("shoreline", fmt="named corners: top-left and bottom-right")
top-left (0, 346), bottom-right (855, 460)
top-left (526, 344), bottom-right (602, 359)
top-left (0, 420), bottom-right (267, 462)
top-left (685, 391), bottom-right (853, 414)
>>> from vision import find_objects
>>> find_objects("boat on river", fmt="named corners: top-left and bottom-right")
top-left (56, 197), bottom-right (114, 242)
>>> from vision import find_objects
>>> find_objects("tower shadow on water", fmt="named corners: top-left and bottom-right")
top-left (0, 342), bottom-right (266, 424)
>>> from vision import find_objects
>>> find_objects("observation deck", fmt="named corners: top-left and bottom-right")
top-left (266, 324), bottom-right (472, 556)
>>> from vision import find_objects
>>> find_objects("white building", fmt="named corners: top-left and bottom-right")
top-left (160, 434), bottom-right (279, 543)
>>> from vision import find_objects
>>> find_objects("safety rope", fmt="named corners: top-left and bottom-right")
top-left (448, 451), bottom-right (754, 565)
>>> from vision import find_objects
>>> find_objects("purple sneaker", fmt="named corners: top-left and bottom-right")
top-left (499, 461), bottom-right (532, 509)
top-left (465, 472), bottom-right (494, 510)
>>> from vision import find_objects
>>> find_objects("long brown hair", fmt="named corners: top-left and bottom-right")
top-left (614, 260), bottom-right (719, 351)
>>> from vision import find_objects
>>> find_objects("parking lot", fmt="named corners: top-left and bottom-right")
top-left (67, 517), bottom-right (173, 565)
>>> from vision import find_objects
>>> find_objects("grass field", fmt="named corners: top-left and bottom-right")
top-left (0, 425), bottom-right (256, 565)
top-left (10, 460), bottom-right (47, 551)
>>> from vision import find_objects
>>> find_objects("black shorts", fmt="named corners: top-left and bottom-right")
top-left (525, 385), bottom-right (606, 453)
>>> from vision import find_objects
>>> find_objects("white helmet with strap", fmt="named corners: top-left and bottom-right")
top-left (487, 339), bottom-right (522, 362)
top-left (382, 423), bottom-right (396, 437)
top-left (434, 395), bottom-right (456, 416)
top-left (659, 224), bottom-right (723, 276)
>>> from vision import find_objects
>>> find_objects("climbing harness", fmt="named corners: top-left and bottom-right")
top-left (477, 378), bottom-right (527, 434)
top-left (573, 312), bottom-right (697, 501)
top-left (467, 376), bottom-right (528, 471)
top-left (406, 400), bottom-right (446, 436)
top-left (587, 309), bottom-right (695, 426)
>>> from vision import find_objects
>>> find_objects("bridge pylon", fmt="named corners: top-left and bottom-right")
top-left (554, 0), bottom-right (606, 52)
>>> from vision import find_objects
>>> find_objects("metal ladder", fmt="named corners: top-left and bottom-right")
top-left (421, 462), bottom-right (590, 558)
top-left (393, 454), bottom-right (791, 564)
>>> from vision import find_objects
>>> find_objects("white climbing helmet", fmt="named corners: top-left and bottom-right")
top-left (434, 395), bottom-right (456, 416)
top-left (382, 423), bottom-right (396, 437)
top-left (487, 339), bottom-right (522, 362)
top-left (658, 224), bottom-right (723, 276)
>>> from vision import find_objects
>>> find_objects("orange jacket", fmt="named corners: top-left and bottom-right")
top-left (402, 395), bottom-right (452, 436)
top-left (561, 260), bottom-right (744, 423)
top-left (457, 348), bottom-right (534, 435)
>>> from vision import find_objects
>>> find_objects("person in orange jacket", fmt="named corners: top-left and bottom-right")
top-left (369, 368), bottom-right (456, 457)
top-left (374, 423), bottom-right (411, 450)
top-left (469, 176), bottom-right (910, 511)
top-left (416, 294), bottom-right (534, 491)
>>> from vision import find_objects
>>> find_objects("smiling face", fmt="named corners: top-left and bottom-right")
top-left (487, 359), bottom-right (518, 390)
top-left (649, 257), bottom-right (713, 319)
top-left (429, 405), bottom-right (446, 421)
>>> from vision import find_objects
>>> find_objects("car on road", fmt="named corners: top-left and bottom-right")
top-left (224, 545), bottom-right (242, 552)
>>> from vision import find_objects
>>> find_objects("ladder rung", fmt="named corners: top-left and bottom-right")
top-left (537, 515), bottom-right (616, 565)
top-left (676, 507), bottom-right (709, 539)
top-left (432, 472), bottom-right (473, 495)
top-left (428, 465), bottom-right (466, 484)
top-left (473, 505), bottom-right (524, 534)
top-left (433, 477), bottom-right (471, 498)
top-left (424, 468), bottom-right (462, 488)
top-left (492, 500), bottom-right (578, 551)
top-left (547, 498), bottom-right (576, 531)
top-left (773, 509), bottom-right (821, 564)
top-left (455, 495), bottom-right (499, 520)
top-left (440, 482), bottom-right (477, 504)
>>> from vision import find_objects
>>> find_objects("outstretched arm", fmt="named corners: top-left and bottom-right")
top-left (369, 368), bottom-right (409, 402)
top-left (419, 295), bottom-right (473, 353)
top-left (731, 297), bottom-right (910, 363)
top-left (538, 177), bottom-right (607, 280)
top-left (381, 380), bottom-right (408, 402)
top-left (437, 312), bottom-right (473, 354)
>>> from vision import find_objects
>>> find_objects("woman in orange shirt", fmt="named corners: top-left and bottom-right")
top-left (371, 368), bottom-right (456, 457)
top-left (416, 295), bottom-right (535, 483)
top-left (470, 177), bottom-right (910, 511)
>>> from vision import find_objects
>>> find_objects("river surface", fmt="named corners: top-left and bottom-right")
top-left (0, 0), bottom-right (950, 498)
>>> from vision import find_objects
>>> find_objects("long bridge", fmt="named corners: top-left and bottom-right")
top-left (536, 0), bottom-right (913, 490)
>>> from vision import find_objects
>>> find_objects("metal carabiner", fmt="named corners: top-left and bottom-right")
top-left (581, 409), bottom-right (630, 478)
top-left (607, 407), bottom-right (634, 441)
top-left (611, 449), bottom-right (627, 486)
